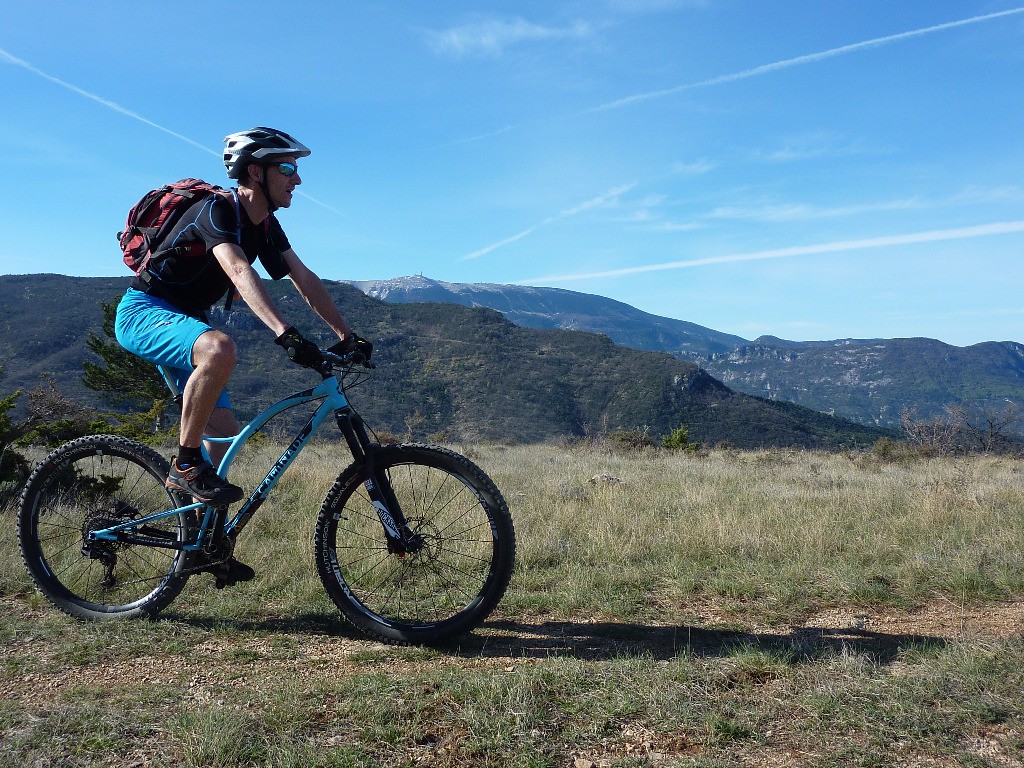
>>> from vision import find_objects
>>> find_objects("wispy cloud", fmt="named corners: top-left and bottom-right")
top-left (701, 197), bottom-right (926, 224)
top-left (523, 221), bottom-right (1024, 283)
top-left (753, 131), bottom-right (877, 163)
top-left (626, 185), bottom-right (1024, 232)
top-left (437, 124), bottom-right (519, 149)
top-left (446, 8), bottom-right (1024, 146)
top-left (695, 186), bottom-right (1024, 226)
top-left (611, 193), bottom-right (918, 233)
top-left (426, 17), bottom-right (593, 58)
top-left (671, 159), bottom-right (716, 175)
top-left (462, 183), bottom-right (636, 260)
top-left (589, 8), bottom-right (1024, 111)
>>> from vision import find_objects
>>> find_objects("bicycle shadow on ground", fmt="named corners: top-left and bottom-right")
top-left (166, 612), bottom-right (948, 665)
top-left (460, 619), bottom-right (948, 664)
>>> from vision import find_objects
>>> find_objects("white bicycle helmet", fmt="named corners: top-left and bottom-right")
top-left (223, 127), bottom-right (311, 179)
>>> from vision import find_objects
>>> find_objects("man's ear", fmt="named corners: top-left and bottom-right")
top-left (247, 164), bottom-right (263, 184)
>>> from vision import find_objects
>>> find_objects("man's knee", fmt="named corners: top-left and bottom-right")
top-left (192, 330), bottom-right (237, 371)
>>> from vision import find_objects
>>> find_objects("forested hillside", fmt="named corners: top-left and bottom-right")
top-left (0, 274), bottom-right (889, 448)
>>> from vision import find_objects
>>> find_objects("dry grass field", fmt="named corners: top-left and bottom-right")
top-left (2, 441), bottom-right (1023, 766)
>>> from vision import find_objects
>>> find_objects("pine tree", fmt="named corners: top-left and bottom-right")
top-left (0, 372), bottom-right (29, 486)
top-left (82, 299), bottom-right (167, 407)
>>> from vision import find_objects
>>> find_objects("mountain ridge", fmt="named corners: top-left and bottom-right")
top-left (348, 275), bottom-right (748, 357)
top-left (345, 276), bottom-right (1024, 431)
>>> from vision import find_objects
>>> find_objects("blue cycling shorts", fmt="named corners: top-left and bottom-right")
top-left (114, 288), bottom-right (231, 409)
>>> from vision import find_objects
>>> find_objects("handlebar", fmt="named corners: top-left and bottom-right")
top-left (318, 348), bottom-right (375, 376)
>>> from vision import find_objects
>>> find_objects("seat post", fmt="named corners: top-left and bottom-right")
top-left (156, 365), bottom-right (183, 407)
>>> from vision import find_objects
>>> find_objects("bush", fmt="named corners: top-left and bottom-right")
top-left (17, 377), bottom-right (172, 449)
top-left (871, 436), bottom-right (913, 462)
top-left (662, 425), bottom-right (696, 452)
top-left (606, 427), bottom-right (655, 452)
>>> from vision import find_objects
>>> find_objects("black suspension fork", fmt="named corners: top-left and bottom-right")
top-left (334, 406), bottom-right (423, 554)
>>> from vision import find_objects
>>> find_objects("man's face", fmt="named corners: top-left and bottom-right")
top-left (260, 155), bottom-right (301, 208)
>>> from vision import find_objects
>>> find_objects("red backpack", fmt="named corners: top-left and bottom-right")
top-left (117, 178), bottom-right (236, 276)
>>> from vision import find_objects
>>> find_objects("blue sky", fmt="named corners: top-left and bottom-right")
top-left (2, 1), bottom-right (1023, 347)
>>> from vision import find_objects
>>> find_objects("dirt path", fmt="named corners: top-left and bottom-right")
top-left (5, 597), bottom-right (1022, 698)
top-left (800, 598), bottom-right (1024, 640)
top-left (4, 597), bottom-right (1022, 768)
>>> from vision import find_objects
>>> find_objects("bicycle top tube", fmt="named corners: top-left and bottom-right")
top-left (211, 375), bottom-right (350, 476)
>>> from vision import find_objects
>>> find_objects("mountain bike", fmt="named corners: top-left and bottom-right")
top-left (17, 350), bottom-right (516, 645)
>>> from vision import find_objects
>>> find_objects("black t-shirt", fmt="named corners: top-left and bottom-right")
top-left (132, 190), bottom-right (292, 316)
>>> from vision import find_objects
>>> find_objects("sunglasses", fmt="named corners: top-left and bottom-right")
top-left (272, 161), bottom-right (299, 177)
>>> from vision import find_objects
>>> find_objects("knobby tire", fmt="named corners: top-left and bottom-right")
top-left (314, 443), bottom-right (515, 645)
top-left (18, 435), bottom-right (195, 620)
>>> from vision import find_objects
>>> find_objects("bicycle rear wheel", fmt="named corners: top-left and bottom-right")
top-left (18, 435), bottom-right (194, 620)
top-left (315, 443), bottom-right (515, 645)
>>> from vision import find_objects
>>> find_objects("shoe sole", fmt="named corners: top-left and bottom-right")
top-left (203, 560), bottom-right (255, 588)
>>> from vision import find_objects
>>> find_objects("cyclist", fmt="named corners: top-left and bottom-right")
top-left (115, 127), bottom-right (371, 517)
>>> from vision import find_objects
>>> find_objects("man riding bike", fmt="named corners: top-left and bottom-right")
top-left (114, 127), bottom-right (371, 581)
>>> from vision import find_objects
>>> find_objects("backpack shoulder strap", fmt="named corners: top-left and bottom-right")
top-left (223, 188), bottom-right (244, 312)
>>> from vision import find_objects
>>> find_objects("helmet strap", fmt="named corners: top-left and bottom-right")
top-left (260, 166), bottom-right (278, 214)
top-left (243, 163), bottom-right (277, 215)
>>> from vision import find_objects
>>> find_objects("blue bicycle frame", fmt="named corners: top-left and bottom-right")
top-left (87, 362), bottom-right (409, 555)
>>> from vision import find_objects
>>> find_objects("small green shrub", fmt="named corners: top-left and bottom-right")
top-left (662, 425), bottom-right (697, 452)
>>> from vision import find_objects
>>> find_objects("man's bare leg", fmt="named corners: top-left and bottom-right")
top-left (179, 330), bottom-right (236, 450)
top-left (205, 407), bottom-right (241, 469)
top-left (166, 330), bottom-right (244, 505)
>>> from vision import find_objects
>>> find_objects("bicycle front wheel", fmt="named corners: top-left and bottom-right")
top-left (315, 443), bottom-right (515, 645)
top-left (18, 435), bottom-right (194, 621)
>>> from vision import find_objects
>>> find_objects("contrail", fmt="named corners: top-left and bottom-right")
top-left (592, 7), bottom-right (1024, 112)
top-left (463, 226), bottom-right (541, 261)
top-left (444, 8), bottom-right (1024, 146)
top-left (0, 46), bottom-right (345, 215)
top-left (462, 182), bottom-right (636, 260)
top-left (0, 47), bottom-right (216, 154)
top-left (522, 221), bottom-right (1024, 284)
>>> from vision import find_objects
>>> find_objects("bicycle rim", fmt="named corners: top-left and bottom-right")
top-left (316, 444), bottom-right (515, 645)
top-left (18, 435), bottom-right (193, 620)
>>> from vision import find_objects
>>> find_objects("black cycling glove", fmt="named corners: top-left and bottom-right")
top-left (275, 327), bottom-right (323, 368)
top-left (328, 333), bottom-right (374, 364)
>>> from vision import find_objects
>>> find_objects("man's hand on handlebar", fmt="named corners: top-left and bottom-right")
top-left (328, 333), bottom-right (374, 367)
top-left (275, 327), bottom-right (323, 369)
top-left (276, 327), bottom-right (375, 371)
